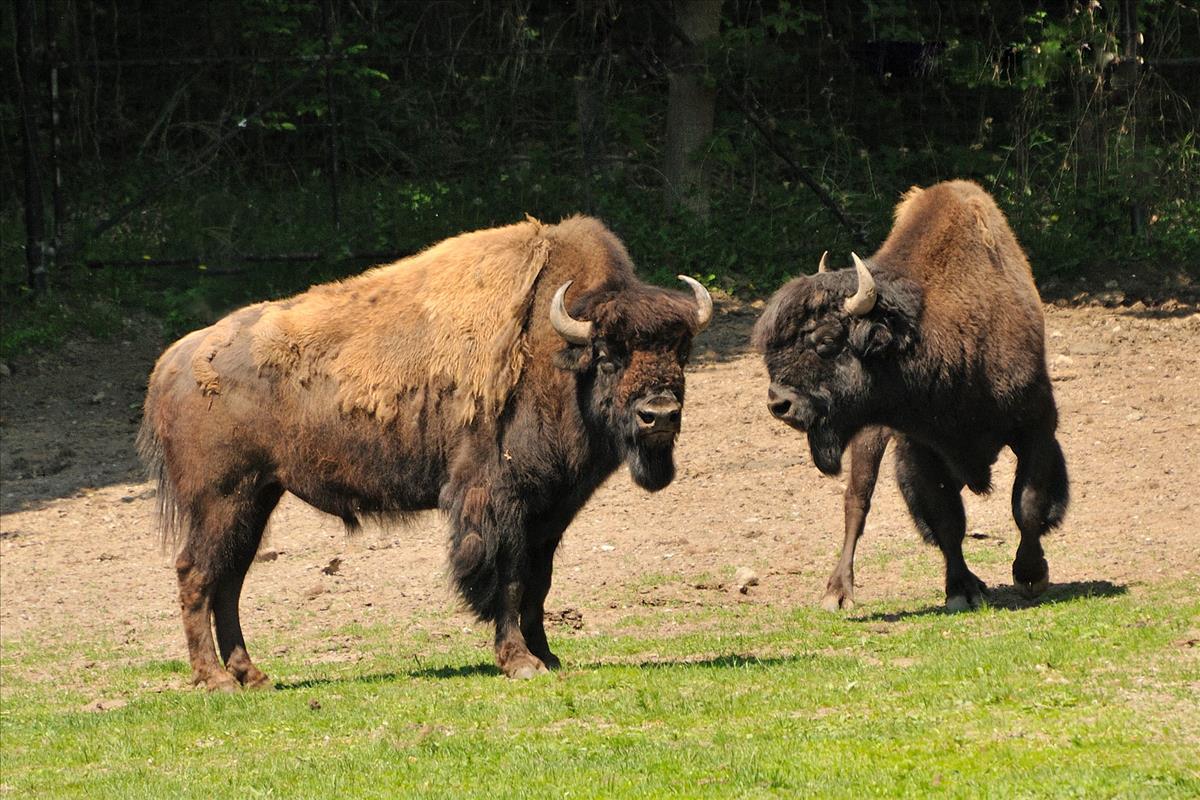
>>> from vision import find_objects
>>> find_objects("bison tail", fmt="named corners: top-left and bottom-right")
top-left (135, 405), bottom-right (186, 551)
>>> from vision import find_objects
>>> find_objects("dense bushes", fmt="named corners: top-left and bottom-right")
top-left (2, 1), bottom-right (1197, 354)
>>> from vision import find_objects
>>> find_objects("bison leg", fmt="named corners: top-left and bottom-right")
top-left (176, 548), bottom-right (239, 692)
top-left (895, 438), bottom-right (986, 611)
top-left (212, 485), bottom-right (283, 689)
top-left (519, 536), bottom-right (563, 669)
top-left (176, 481), bottom-right (278, 691)
top-left (821, 427), bottom-right (891, 612)
top-left (1009, 424), bottom-right (1069, 598)
top-left (495, 577), bottom-right (550, 680)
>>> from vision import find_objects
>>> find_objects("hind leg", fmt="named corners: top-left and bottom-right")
top-left (895, 438), bottom-right (986, 611)
top-left (1010, 422), bottom-right (1069, 598)
top-left (177, 547), bottom-right (237, 692)
top-left (212, 485), bottom-right (283, 688)
top-left (821, 427), bottom-right (891, 611)
top-left (176, 479), bottom-right (277, 691)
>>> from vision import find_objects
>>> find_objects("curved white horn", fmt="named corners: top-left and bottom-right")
top-left (818, 251), bottom-right (830, 273)
top-left (844, 253), bottom-right (878, 316)
top-left (677, 275), bottom-right (713, 332)
top-left (549, 281), bottom-right (593, 344)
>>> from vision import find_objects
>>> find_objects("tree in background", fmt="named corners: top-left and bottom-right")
top-left (663, 0), bottom-right (723, 220)
top-left (1, 0), bottom-right (1197, 331)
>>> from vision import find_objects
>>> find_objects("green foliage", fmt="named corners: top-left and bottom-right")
top-left (1, 1), bottom-right (1198, 357)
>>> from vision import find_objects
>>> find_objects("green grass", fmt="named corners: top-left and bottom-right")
top-left (2, 587), bottom-right (1198, 799)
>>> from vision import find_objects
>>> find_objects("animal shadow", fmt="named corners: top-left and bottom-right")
top-left (859, 579), bottom-right (1127, 623)
top-left (275, 662), bottom-right (502, 690)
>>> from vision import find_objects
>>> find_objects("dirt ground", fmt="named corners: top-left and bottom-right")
top-left (2, 296), bottom-right (1199, 671)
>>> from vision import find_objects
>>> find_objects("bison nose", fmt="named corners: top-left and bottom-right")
top-left (634, 395), bottom-right (682, 436)
top-left (767, 383), bottom-right (801, 422)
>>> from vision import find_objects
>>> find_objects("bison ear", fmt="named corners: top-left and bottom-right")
top-left (554, 344), bottom-right (593, 373)
top-left (848, 275), bottom-right (922, 358)
top-left (849, 320), bottom-right (894, 357)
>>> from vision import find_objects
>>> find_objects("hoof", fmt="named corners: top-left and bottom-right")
top-left (501, 652), bottom-right (549, 680)
top-left (541, 653), bottom-right (562, 671)
top-left (1013, 560), bottom-right (1050, 599)
top-left (945, 595), bottom-right (973, 613)
top-left (1017, 572), bottom-right (1051, 599)
top-left (510, 662), bottom-right (550, 680)
top-left (196, 671), bottom-right (240, 692)
top-left (242, 674), bottom-right (275, 691)
top-left (820, 592), bottom-right (854, 612)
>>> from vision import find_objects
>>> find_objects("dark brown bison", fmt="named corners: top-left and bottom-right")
top-left (753, 181), bottom-right (1068, 611)
top-left (139, 215), bottom-right (711, 687)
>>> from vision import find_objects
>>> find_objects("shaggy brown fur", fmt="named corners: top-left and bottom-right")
top-left (754, 180), bottom-right (1068, 611)
top-left (249, 219), bottom-right (551, 426)
top-left (140, 215), bottom-right (707, 688)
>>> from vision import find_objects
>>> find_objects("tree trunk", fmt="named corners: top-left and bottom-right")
top-left (574, 0), bottom-right (612, 216)
top-left (663, 0), bottom-right (722, 220)
top-left (1120, 0), bottom-right (1148, 240)
top-left (16, 0), bottom-right (48, 295)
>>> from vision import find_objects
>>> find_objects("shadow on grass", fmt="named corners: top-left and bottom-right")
top-left (274, 652), bottom-right (817, 689)
top-left (857, 579), bottom-right (1128, 623)
top-left (580, 652), bottom-right (812, 671)
top-left (275, 662), bottom-right (502, 689)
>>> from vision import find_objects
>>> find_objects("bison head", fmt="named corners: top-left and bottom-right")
top-left (753, 254), bottom-right (921, 475)
top-left (551, 276), bottom-right (712, 491)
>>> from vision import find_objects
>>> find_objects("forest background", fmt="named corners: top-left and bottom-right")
top-left (3, 0), bottom-right (1198, 355)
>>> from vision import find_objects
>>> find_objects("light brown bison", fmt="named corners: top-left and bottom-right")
top-left (139, 215), bottom-right (711, 687)
top-left (753, 181), bottom-right (1068, 611)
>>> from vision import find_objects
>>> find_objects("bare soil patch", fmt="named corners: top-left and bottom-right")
top-left (2, 300), bottom-right (1199, 669)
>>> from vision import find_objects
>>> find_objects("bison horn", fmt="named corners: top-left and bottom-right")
top-left (677, 275), bottom-right (713, 332)
top-left (549, 281), bottom-right (594, 344)
top-left (818, 251), bottom-right (830, 273)
top-left (844, 253), bottom-right (878, 316)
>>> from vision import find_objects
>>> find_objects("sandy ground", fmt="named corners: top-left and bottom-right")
top-left (2, 298), bottom-right (1199, 671)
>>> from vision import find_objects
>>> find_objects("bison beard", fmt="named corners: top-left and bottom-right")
top-left (627, 438), bottom-right (676, 491)
top-left (807, 424), bottom-right (845, 477)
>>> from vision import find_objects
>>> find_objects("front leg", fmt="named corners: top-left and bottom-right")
top-left (821, 427), bottom-right (890, 611)
top-left (519, 537), bottom-right (562, 669)
top-left (447, 483), bottom-right (548, 679)
top-left (495, 578), bottom-right (549, 679)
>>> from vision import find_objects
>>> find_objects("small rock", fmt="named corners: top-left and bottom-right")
top-left (1052, 354), bottom-right (1074, 367)
top-left (1125, 411), bottom-right (1145, 422)
top-left (255, 549), bottom-right (280, 563)
top-left (321, 557), bottom-right (343, 575)
top-left (1104, 279), bottom-right (1119, 289)
top-left (304, 583), bottom-right (326, 600)
top-left (89, 390), bottom-right (106, 404)
top-left (598, 543), bottom-right (615, 552)
top-left (308, 699), bottom-right (322, 711)
top-left (0, 361), bottom-right (10, 377)
top-left (732, 567), bottom-right (759, 594)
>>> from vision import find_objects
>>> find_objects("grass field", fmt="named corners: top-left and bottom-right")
top-left (2, 584), bottom-right (1197, 799)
